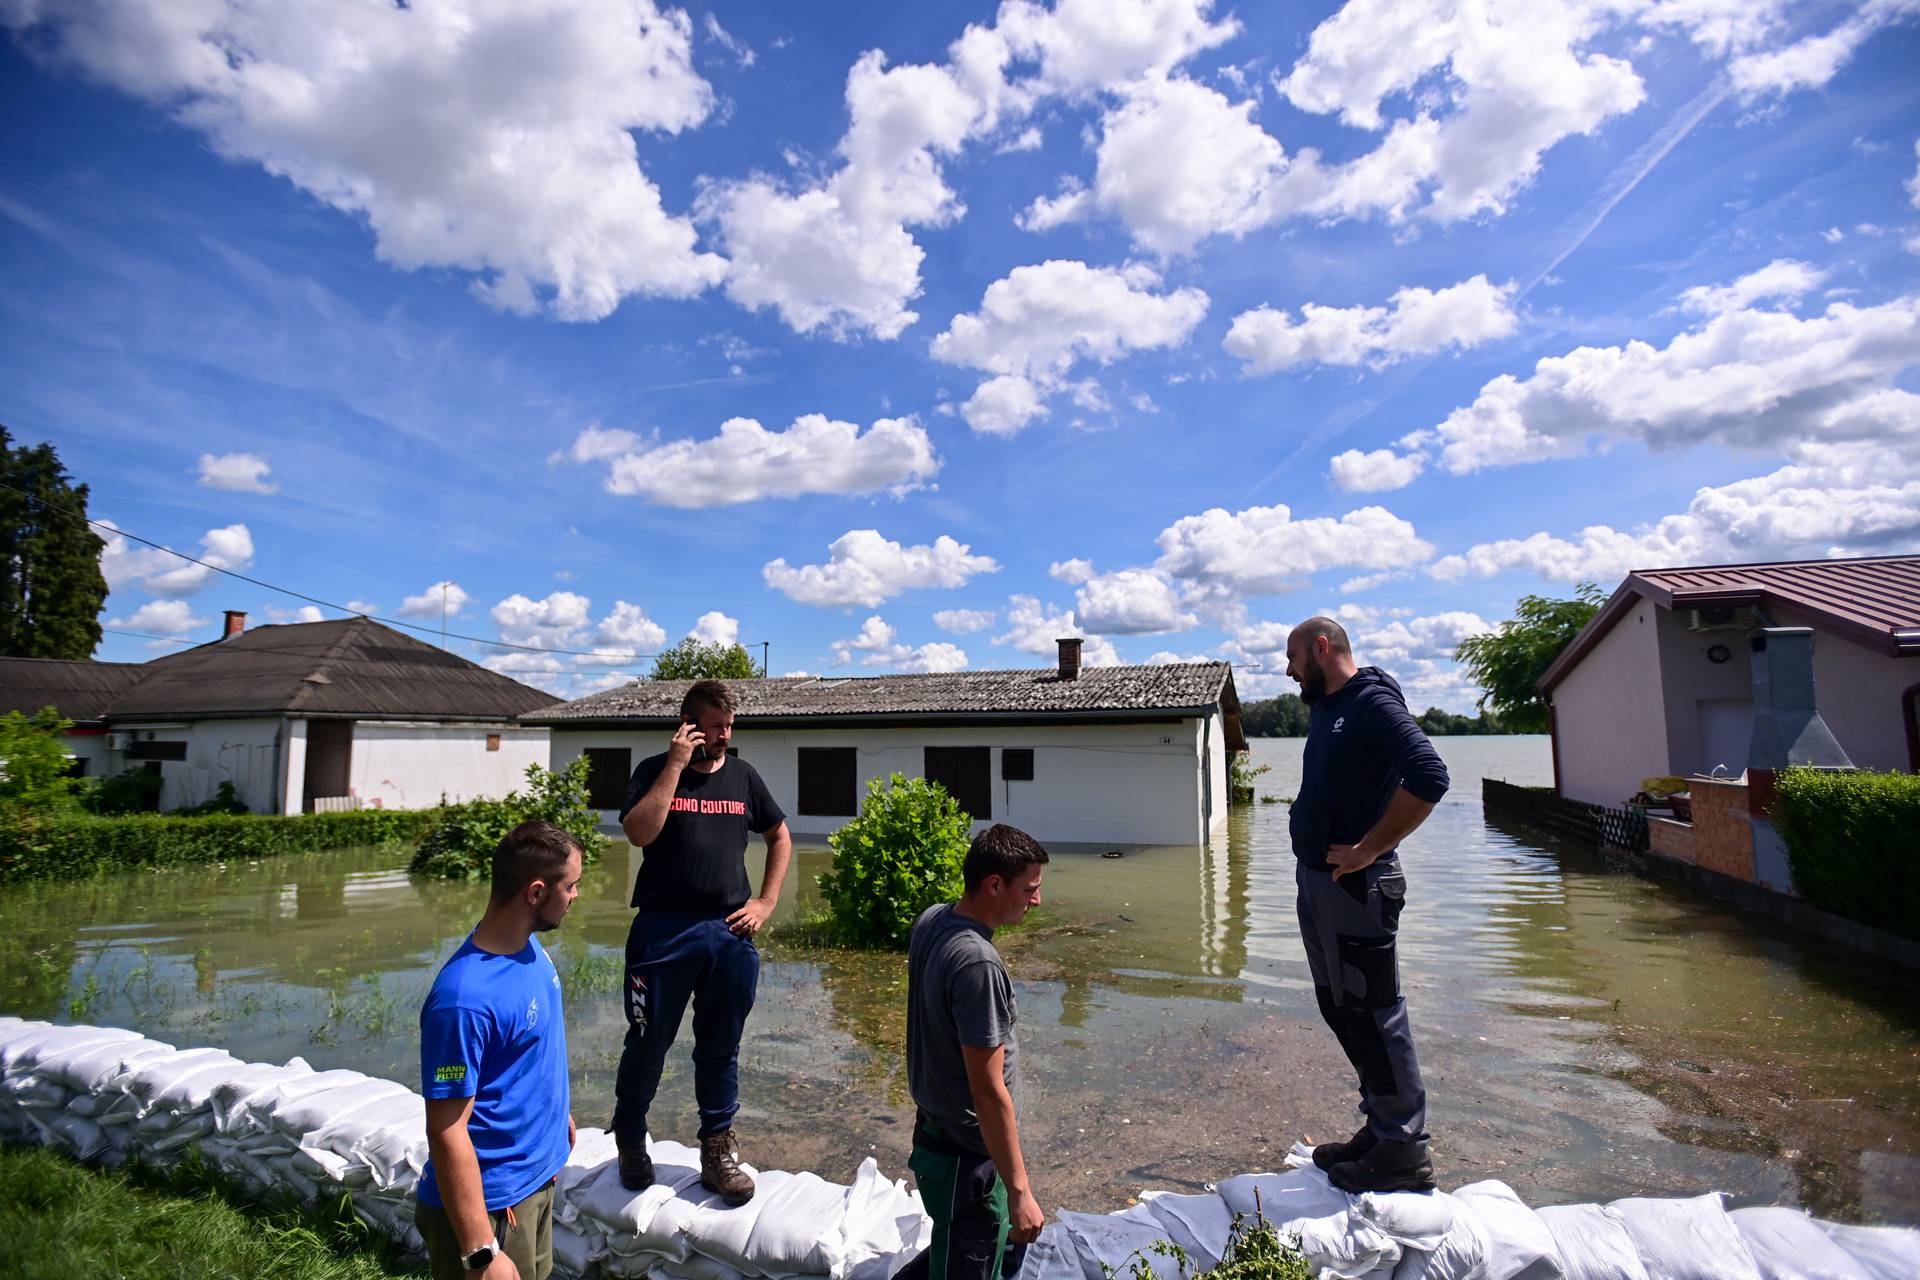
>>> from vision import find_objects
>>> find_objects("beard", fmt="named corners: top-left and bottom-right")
top-left (534, 904), bottom-right (566, 933)
top-left (1297, 659), bottom-right (1327, 705)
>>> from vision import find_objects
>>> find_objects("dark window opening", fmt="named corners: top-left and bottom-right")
top-left (584, 748), bottom-right (632, 810)
top-left (1001, 748), bottom-right (1034, 782)
top-left (65, 756), bottom-right (89, 778)
top-left (798, 747), bottom-right (858, 817)
top-left (128, 740), bottom-right (187, 762)
top-left (925, 746), bottom-right (991, 820)
top-left (486, 733), bottom-right (502, 752)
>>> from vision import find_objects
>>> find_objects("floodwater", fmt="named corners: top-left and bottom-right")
top-left (5, 736), bottom-right (1917, 1223)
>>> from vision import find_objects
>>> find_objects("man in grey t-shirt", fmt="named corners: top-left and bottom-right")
top-left (898, 824), bottom-right (1050, 1280)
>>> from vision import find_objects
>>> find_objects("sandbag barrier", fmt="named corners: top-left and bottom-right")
top-left (3, 1019), bottom-right (1916, 1280)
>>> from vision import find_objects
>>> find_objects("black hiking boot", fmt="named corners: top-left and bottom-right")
top-left (618, 1141), bottom-right (654, 1191)
top-left (1328, 1139), bottom-right (1435, 1194)
top-left (1311, 1124), bottom-right (1378, 1172)
top-left (700, 1129), bottom-right (755, 1206)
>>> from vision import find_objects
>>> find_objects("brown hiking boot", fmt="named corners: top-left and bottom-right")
top-left (700, 1129), bottom-right (754, 1206)
top-left (618, 1142), bottom-right (654, 1191)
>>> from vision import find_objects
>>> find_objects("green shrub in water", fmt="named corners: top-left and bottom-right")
top-left (1771, 767), bottom-right (1920, 940)
top-left (817, 772), bottom-right (971, 949)
top-left (410, 757), bottom-right (606, 880)
top-left (81, 765), bottom-right (165, 815)
top-left (0, 708), bottom-right (83, 814)
top-left (0, 808), bottom-right (439, 883)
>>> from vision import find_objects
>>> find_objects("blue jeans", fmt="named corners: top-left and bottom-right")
top-left (612, 911), bottom-right (760, 1146)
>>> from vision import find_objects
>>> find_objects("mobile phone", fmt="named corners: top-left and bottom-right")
top-left (684, 718), bottom-right (708, 761)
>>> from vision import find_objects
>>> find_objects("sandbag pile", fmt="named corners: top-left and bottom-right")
top-left (0, 1018), bottom-right (928, 1280)
top-left (1022, 1141), bottom-right (1918, 1280)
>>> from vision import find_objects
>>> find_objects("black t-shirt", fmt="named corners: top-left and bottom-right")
top-left (620, 752), bottom-right (785, 913)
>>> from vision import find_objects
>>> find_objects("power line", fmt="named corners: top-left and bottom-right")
top-left (101, 627), bottom-right (198, 647)
top-left (3, 477), bottom-right (757, 661)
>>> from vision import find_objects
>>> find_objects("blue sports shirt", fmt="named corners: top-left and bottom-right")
top-left (417, 935), bottom-right (570, 1210)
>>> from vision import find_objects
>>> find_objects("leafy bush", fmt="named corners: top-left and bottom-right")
top-left (1771, 767), bottom-right (1920, 940)
top-left (0, 708), bottom-right (82, 814)
top-left (82, 766), bottom-right (164, 815)
top-left (178, 781), bottom-right (247, 817)
top-left (1103, 1209), bottom-right (1310, 1280)
top-left (817, 772), bottom-right (971, 949)
top-left (1228, 751), bottom-right (1269, 804)
top-left (409, 757), bottom-right (606, 880)
top-left (0, 808), bottom-right (438, 883)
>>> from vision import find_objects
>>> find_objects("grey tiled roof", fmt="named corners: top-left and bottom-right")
top-left (527, 663), bottom-right (1238, 724)
top-left (0, 658), bottom-right (147, 722)
top-left (30, 618), bottom-right (558, 722)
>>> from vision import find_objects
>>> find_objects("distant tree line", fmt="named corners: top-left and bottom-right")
top-left (1241, 693), bottom-right (1507, 737)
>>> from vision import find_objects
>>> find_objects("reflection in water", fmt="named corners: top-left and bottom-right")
top-left (1, 735), bottom-right (1916, 1222)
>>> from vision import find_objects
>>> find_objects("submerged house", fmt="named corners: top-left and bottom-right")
top-left (528, 640), bottom-right (1246, 848)
top-left (1538, 555), bottom-right (1920, 807)
top-left (0, 612), bottom-right (557, 813)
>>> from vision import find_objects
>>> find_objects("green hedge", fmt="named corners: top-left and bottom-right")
top-left (0, 808), bottom-right (440, 884)
top-left (1771, 768), bottom-right (1920, 941)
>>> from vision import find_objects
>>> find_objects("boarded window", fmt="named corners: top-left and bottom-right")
top-left (1001, 748), bottom-right (1034, 781)
top-left (925, 746), bottom-right (991, 820)
top-left (798, 748), bottom-right (858, 817)
top-left (584, 748), bottom-right (632, 810)
top-left (486, 733), bottom-right (502, 752)
top-left (128, 740), bottom-right (187, 762)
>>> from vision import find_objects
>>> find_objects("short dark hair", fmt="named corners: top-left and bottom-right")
top-left (680, 679), bottom-right (736, 721)
top-left (491, 820), bottom-right (581, 903)
top-left (1292, 616), bottom-right (1352, 656)
top-left (962, 823), bottom-right (1050, 893)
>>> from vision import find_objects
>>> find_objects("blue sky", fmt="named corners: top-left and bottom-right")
top-left (3, 0), bottom-right (1917, 709)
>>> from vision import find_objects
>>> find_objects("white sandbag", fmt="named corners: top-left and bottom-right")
top-left (1060, 1203), bottom-right (1187, 1280)
top-left (292, 1144), bottom-right (358, 1185)
top-left (655, 1251), bottom-right (754, 1280)
top-left (1725, 1208), bottom-right (1869, 1280)
top-left (304, 1090), bottom-right (422, 1157)
top-left (37, 1036), bottom-right (178, 1094)
top-left (49, 1112), bottom-right (111, 1161)
top-left (1017, 1227), bottom-right (1091, 1280)
top-left (1, 1024), bottom-right (141, 1075)
top-left (840, 1158), bottom-right (930, 1280)
top-left (682, 1168), bottom-right (790, 1273)
top-left (120, 1047), bottom-right (244, 1111)
top-left (1820, 1222), bottom-right (1920, 1280)
top-left (1358, 1190), bottom-right (1460, 1253)
top-left (559, 1127), bottom-right (622, 1201)
top-left (1397, 1183), bottom-right (1558, 1280)
top-left (1216, 1168), bottom-right (1351, 1226)
top-left (148, 1113), bottom-right (219, 1153)
top-left (240, 1068), bottom-right (378, 1136)
top-left (1607, 1195), bottom-right (1759, 1280)
top-left (1533, 1204), bottom-right (1648, 1280)
top-left (208, 1059), bottom-right (316, 1133)
top-left (337, 1102), bottom-right (430, 1190)
top-left (744, 1169), bottom-right (855, 1276)
top-left (7, 1076), bottom-right (71, 1108)
top-left (273, 1076), bottom-right (412, 1141)
top-left (574, 1149), bottom-right (706, 1239)
top-left (1141, 1191), bottom-right (1235, 1271)
top-left (554, 1222), bottom-right (602, 1278)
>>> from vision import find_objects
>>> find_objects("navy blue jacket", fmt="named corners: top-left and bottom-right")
top-left (1289, 666), bottom-right (1450, 870)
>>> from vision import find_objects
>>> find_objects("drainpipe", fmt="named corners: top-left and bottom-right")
top-left (270, 716), bottom-right (287, 816)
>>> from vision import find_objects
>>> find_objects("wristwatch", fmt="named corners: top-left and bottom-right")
top-left (462, 1238), bottom-right (500, 1272)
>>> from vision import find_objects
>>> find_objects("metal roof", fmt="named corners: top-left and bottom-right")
top-left (0, 658), bottom-right (147, 723)
top-left (529, 663), bottom-right (1244, 744)
top-left (1539, 554), bottom-right (1920, 694)
top-left (17, 617), bottom-right (558, 722)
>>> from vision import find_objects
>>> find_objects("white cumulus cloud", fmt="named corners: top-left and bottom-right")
top-left (933, 608), bottom-right (997, 633)
top-left (830, 615), bottom-right (969, 672)
top-left (1153, 503), bottom-right (1435, 596)
top-left (1049, 558), bottom-right (1096, 584)
top-left (689, 611), bottom-right (740, 646)
top-left (993, 595), bottom-right (1121, 665)
top-left (597, 603), bottom-right (668, 650)
top-left (565, 414), bottom-right (939, 507)
top-left (397, 580), bottom-right (471, 620)
top-left (109, 599), bottom-right (209, 637)
top-left (1676, 258), bottom-right (1825, 314)
top-left (196, 452), bottom-right (277, 494)
top-left (764, 530), bottom-right (1000, 607)
top-left (1074, 569), bottom-right (1197, 635)
top-left (1225, 276), bottom-right (1517, 374)
top-left (3, 0), bottom-right (726, 321)
top-left (1330, 448), bottom-right (1426, 493)
top-left (120, 524), bottom-right (255, 598)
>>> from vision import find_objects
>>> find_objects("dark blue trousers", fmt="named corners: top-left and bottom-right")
top-left (612, 911), bottom-right (760, 1147)
top-left (1295, 859), bottom-right (1429, 1147)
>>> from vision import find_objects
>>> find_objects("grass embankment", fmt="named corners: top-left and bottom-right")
top-left (0, 1145), bottom-right (423, 1280)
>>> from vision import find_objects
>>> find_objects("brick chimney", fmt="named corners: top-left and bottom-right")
top-left (223, 610), bottom-right (247, 639)
top-left (1056, 636), bottom-right (1083, 681)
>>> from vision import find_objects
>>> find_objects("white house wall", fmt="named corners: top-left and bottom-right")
top-left (1552, 602), bottom-right (1669, 806)
top-left (281, 719), bottom-right (307, 816)
top-left (1775, 605), bottom-right (1916, 772)
top-left (1205, 711), bottom-right (1228, 834)
top-left (348, 722), bottom-right (549, 810)
top-left (551, 719), bottom-right (1211, 848)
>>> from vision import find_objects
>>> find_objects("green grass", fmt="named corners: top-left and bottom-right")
top-left (0, 1145), bottom-right (424, 1280)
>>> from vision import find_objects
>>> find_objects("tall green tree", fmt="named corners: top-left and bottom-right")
top-left (1241, 693), bottom-right (1311, 736)
top-left (1454, 583), bottom-right (1605, 733)
top-left (1, 427), bottom-right (107, 659)
top-left (649, 636), bottom-right (761, 680)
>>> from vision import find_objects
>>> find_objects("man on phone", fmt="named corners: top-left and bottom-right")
top-left (612, 679), bottom-right (791, 1205)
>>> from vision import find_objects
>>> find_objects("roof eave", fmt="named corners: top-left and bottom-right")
top-left (534, 705), bottom-right (1226, 728)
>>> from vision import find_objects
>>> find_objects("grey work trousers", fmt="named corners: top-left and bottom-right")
top-left (1295, 857), bottom-right (1429, 1146)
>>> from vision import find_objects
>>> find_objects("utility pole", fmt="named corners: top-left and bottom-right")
top-left (440, 581), bottom-right (448, 648)
top-left (761, 640), bottom-right (770, 677)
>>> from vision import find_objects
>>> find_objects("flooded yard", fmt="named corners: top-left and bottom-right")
top-left (5, 736), bottom-right (1916, 1224)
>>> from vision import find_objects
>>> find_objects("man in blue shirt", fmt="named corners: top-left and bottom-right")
top-left (1285, 616), bottom-right (1450, 1194)
top-left (416, 820), bottom-right (583, 1280)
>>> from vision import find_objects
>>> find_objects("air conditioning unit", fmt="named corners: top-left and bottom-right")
top-left (1685, 606), bottom-right (1758, 633)
top-left (104, 732), bottom-right (131, 751)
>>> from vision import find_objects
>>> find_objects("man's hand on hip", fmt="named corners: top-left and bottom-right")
top-left (1326, 843), bottom-right (1380, 880)
top-left (726, 897), bottom-right (774, 937)
top-left (1007, 1186), bottom-right (1044, 1243)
